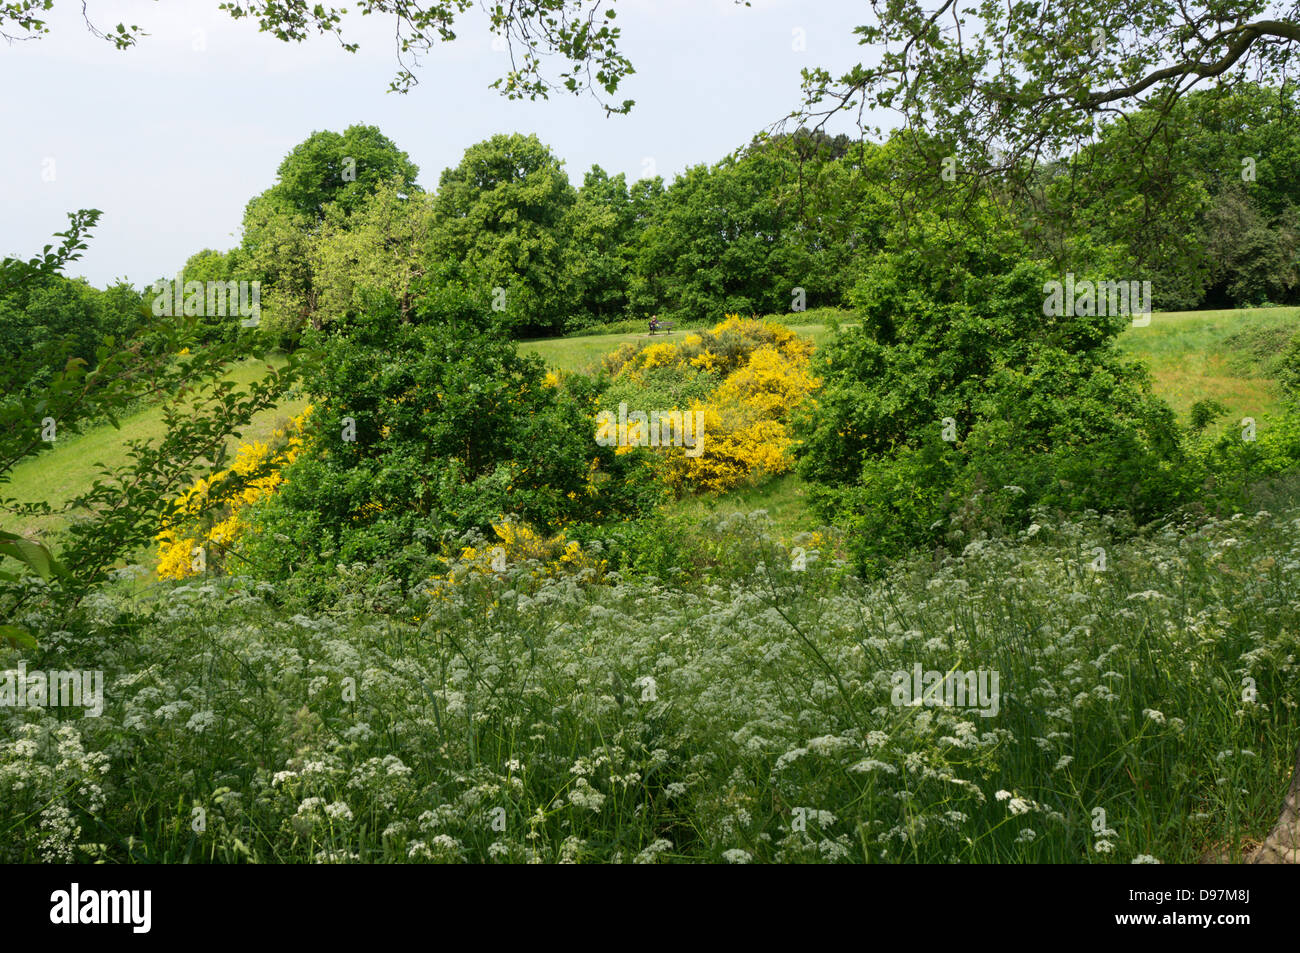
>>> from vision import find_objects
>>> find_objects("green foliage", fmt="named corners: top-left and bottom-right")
top-left (143, 248), bottom-right (243, 346)
top-left (558, 166), bottom-right (642, 332)
top-left (240, 288), bottom-right (654, 591)
top-left (12, 1), bottom-right (1300, 869)
top-left (0, 210), bottom-right (145, 394)
top-left (235, 195), bottom-right (315, 344)
top-left (231, 125), bottom-right (420, 344)
top-left (265, 125), bottom-right (420, 222)
top-left (1, 211), bottom-right (304, 645)
top-left (0, 274), bottom-right (146, 394)
top-left (3, 1), bottom-right (640, 112)
top-left (179, 100), bottom-right (1300, 358)
top-left (309, 180), bottom-right (437, 327)
top-left (1023, 85), bottom-right (1300, 311)
top-left (630, 133), bottom-right (885, 325)
top-left (1190, 411), bottom-right (1300, 510)
top-left (1278, 330), bottom-right (1300, 400)
top-left (798, 222), bottom-right (1187, 573)
top-left (1189, 398), bottom-right (1230, 432)
top-left (427, 133), bottom-right (577, 337)
top-left (0, 214), bottom-right (107, 589)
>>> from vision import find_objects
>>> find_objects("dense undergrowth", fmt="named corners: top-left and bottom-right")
top-left (3, 491), bottom-right (1296, 863)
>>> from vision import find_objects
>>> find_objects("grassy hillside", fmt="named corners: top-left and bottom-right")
top-left (2, 356), bottom-right (307, 538)
top-left (4, 311), bottom-right (1299, 865)
top-left (559, 307), bottom-right (1299, 538)
top-left (528, 307), bottom-right (1299, 427)
top-left (1115, 306), bottom-right (1299, 424)
top-left (5, 307), bottom-right (1296, 543)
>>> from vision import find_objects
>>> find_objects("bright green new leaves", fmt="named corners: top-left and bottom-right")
top-left (233, 125), bottom-right (420, 340)
top-left (0, 530), bottom-right (61, 580)
top-left (265, 126), bottom-right (420, 222)
top-left (0, 528), bottom-right (59, 647)
top-left (310, 181), bottom-right (438, 327)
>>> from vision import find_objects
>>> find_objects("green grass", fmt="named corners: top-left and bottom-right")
top-left (1116, 307), bottom-right (1299, 424)
top-left (3, 356), bottom-right (307, 538)
top-left (661, 472), bottom-right (817, 539)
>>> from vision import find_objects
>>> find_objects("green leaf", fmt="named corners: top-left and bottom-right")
top-left (0, 625), bottom-right (37, 650)
top-left (0, 536), bottom-right (58, 579)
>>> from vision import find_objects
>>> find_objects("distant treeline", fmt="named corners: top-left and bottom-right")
top-left (8, 81), bottom-right (1300, 375)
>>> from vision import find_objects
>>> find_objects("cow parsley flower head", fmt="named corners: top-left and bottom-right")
top-left (324, 801), bottom-right (353, 822)
top-left (185, 710), bottom-right (216, 734)
top-left (567, 777), bottom-right (606, 812)
top-left (634, 839), bottom-right (673, 864)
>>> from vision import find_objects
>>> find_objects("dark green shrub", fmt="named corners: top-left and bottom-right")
top-left (241, 287), bottom-right (657, 591)
top-left (797, 228), bottom-right (1188, 573)
top-left (1189, 398), bottom-right (1229, 432)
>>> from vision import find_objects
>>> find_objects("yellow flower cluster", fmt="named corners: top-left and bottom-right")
top-left (690, 350), bottom-right (719, 372)
top-left (711, 344), bottom-right (820, 421)
top-left (155, 406), bottom-right (313, 579)
top-left (663, 403), bottom-right (793, 495)
top-left (638, 342), bottom-right (681, 370)
top-left (605, 314), bottom-right (809, 384)
top-left (429, 520), bottom-right (607, 592)
top-left (602, 316), bottom-right (822, 495)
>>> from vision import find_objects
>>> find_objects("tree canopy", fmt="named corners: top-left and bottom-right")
top-left (0, 0), bottom-right (637, 107)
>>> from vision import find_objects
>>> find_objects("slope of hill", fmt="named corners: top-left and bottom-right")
top-left (4, 307), bottom-right (1295, 540)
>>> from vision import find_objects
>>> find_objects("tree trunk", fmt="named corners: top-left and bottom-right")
top-left (1252, 742), bottom-right (1300, 864)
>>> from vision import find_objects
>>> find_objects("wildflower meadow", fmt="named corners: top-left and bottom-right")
top-left (3, 0), bottom-right (1300, 898)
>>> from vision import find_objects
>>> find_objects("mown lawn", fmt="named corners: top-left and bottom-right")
top-left (519, 318), bottom-right (853, 373)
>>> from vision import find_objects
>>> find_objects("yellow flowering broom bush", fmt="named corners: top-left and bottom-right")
top-left (155, 406), bottom-right (313, 579)
top-left (599, 315), bottom-right (821, 495)
top-left (601, 314), bottom-right (811, 382)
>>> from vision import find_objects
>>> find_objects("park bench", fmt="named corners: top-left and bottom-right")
top-left (648, 320), bottom-right (676, 335)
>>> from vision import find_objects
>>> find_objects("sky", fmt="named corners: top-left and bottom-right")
top-left (0, 0), bottom-right (873, 289)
